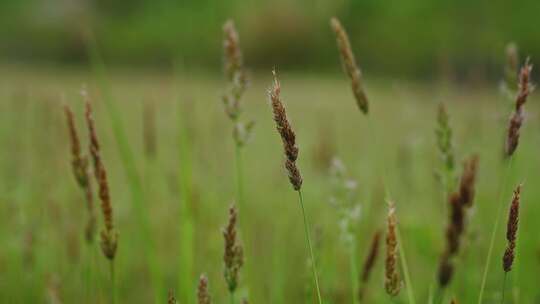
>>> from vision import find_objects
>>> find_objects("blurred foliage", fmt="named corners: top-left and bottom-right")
top-left (1, 0), bottom-right (539, 77)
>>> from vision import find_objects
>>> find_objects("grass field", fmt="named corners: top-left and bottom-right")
top-left (0, 64), bottom-right (538, 303)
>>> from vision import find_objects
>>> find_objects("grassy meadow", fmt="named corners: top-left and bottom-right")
top-left (0, 60), bottom-right (538, 304)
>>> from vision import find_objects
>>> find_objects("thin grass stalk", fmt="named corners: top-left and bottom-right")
top-left (109, 259), bottom-right (116, 304)
top-left (174, 93), bottom-right (195, 303)
top-left (85, 32), bottom-right (162, 302)
top-left (349, 239), bottom-right (359, 304)
top-left (298, 190), bottom-right (323, 304)
top-left (477, 157), bottom-right (514, 304)
top-left (235, 144), bottom-right (245, 211)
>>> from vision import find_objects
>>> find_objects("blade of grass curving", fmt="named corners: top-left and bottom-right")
top-left (85, 32), bottom-right (163, 303)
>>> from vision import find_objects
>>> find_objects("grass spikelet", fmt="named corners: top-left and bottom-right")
top-left (223, 204), bottom-right (244, 296)
top-left (503, 184), bottom-right (521, 272)
top-left (197, 274), bottom-right (212, 304)
top-left (268, 69), bottom-right (322, 304)
top-left (85, 96), bottom-right (118, 304)
top-left (222, 20), bottom-right (253, 148)
top-left (330, 17), bottom-right (369, 114)
top-left (385, 202), bottom-right (401, 297)
top-left (359, 229), bottom-right (381, 300)
top-left (268, 70), bottom-right (302, 190)
top-left (438, 155), bottom-right (479, 289)
top-left (435, 103), bottom-right (455, 191)
top-left (458, 155), bottom-right (479, 207)
top-left (85, 100), bottom-right (117, 260)
top-left (505, 60), bottom-right (533, 157)
top-left (64, 104), bottom-right (96, 243)
top-left (362, 229), bottom-right (381, 282)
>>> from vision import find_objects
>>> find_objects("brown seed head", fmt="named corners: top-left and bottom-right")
top-left (85, 98), bottom-right (117, 260)
top-left (222, 20), bottom-right (248, 121)
top-left (505, 61), bottom-right (533, 157)
top-left (361, 229), bottom-right (381, 283)
top-left (435, 103), bottom-right (455, 173)
top-left (503, 184), bottom-right (521, 272)
top-left (385, 203), bottom-right (401, 297)
top-left (330, 17), bottom-right (369, 114)
top-left (64, 104), bottom-right (96, 243)
top-left (437, 251), bottom-right (454, 288)
top-left (458, 154), bottom-right (479, 207)
top-left (269, 70), bottom-right (303, 190)
top-left (197, 274), bottom-right (212, 304)
top-left (223, 204), bottom-right (244, 292)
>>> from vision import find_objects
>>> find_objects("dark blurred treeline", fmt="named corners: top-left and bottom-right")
top-left (0, 0), bottom-right (538, 78)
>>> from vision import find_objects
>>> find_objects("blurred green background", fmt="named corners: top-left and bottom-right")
top-left (1, 0), bottom-right (539, 78)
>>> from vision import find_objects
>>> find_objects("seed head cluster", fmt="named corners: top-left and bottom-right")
top-left (330, 17), bottom-right (369, 114)
top-left (223, 204), bottom-right (244, 293)
top-left (64, 104), bottom-right (96, 243)
top-left (503, 184), bottom-right (522, 272)
top-left (505, 61), bottom-right (533, 157)
top-left (385, 203), bottom-right (401, 297)
top-left (438, 155), bottom-right (479, 287)
top-left (268, 70), bottom-right (302, 190)
top-left (435, 103), bottom-right (455, 176)
top-left (358, 229), bottom-right (381, 300)
top-left (197, 274), bottom-right (212, 304)
top-left (85, 98), bottom-right (117, 260)
top-left (222, 20), bottom-right (254, 146)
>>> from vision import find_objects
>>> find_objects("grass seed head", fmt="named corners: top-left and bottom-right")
top-left (197, 274), bottom-right (212, 304)
top-left (223, 204), bottom-right (244, 292)
top-left (330, 17), bottom-right (369, 114)
top-left (384, 202), bottom-right (401, 297)
top-left (269, 70), bottom-right (303, 190)
top-left (435, 103), bottom-right (455, 173)
top-left (64, 104), bottom-right (96, 243)
top-left (505, 60), bottom-right (533, 157)
top-left (503, 184), bottom-right (521, 272)
top-left (85, 98), bottom-right (117, 260)
top-left (222, 19), bottom-right (248, 122)
top-left (458, 154), bottom-right (479, 207)
top-left (361, 229), bottom-right (381, 283)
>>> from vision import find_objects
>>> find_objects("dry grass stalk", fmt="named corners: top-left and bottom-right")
top-left (438, 155), bottom-right (479, 287)
top-left (330, 17), bottom-right (369, 114)
top-left (505, 60), bottom-right (533, 157)
top-left (503, 184), bottom-right (522, 272)
top-left (64, 104), bottom-right (97, 243)
top-left (85, 99), bottom-right (117, 260)
top-left (197, 274), bottom-right (212, 304)
top-left (385, 203), bottom-right (401, 297)
top-left (268, 70), bottom-right (302, 190)
top-left (223, 204), bottom-right (244, 293)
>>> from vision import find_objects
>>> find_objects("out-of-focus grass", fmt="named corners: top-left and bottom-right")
top-left (0, 65), bottom-right (539, 303)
